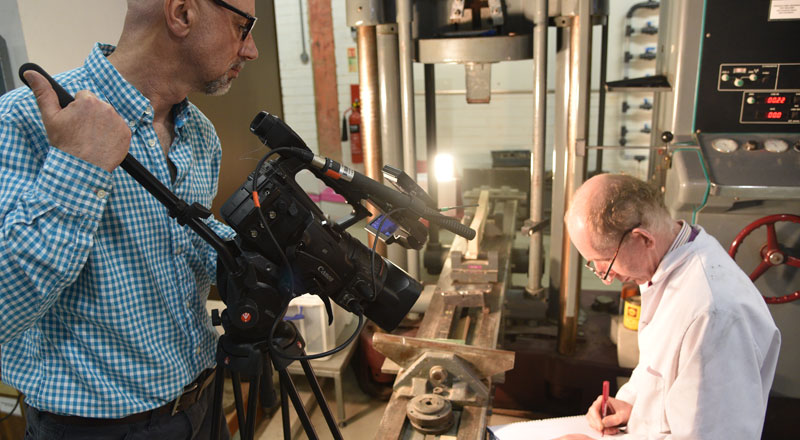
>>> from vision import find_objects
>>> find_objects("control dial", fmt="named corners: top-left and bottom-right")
top-left (764, 139), bottom-right (789, 153)
top-left (711, 138), bottom-right (738, 153)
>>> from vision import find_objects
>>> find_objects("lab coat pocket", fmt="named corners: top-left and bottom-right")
top-left (635, 366), bottom-right (670, 434)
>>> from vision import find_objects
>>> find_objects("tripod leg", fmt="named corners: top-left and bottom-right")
top-left (210, 366), bottom-right (226, 440)
top-left (300, 359), bottom-right (344, 440)
top-left (280, 376), bottom-right (291, 440)
top-left (231, 373), bottom-right (246, 435)
top-left (244, 373), bottom-right (261, 440)
top-left (278, 369), bottom-right (319, 440)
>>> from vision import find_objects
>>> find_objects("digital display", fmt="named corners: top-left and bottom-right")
top-left (766, 96), bottom-right (786, 105)
top-left (367, 214), bottom-right (399, 237)
top-left (767, 111), bottom-right (783, 119)
top-left (741, 92), bottom-right (799, 124)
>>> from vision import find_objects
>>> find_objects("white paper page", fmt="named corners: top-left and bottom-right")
top-left (489, 415), bottom-right (623, 440)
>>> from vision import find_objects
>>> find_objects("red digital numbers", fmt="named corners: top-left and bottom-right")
top-left (767, 111), bottom-right (783, 119)
top-left (765, 96), bottom-right (786, 104)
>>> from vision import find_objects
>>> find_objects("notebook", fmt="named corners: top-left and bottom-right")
top-left (488, 415), bottom-right (621, 440)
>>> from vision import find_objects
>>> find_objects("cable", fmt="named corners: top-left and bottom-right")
top-left (673, 147), bottom-right (710, 225)
top-left (0, 393), bottom-right (21, 424)
top-left (370, 208), bottom-right (406, 304)
top-left (249, 148), bottom-right (369, 361)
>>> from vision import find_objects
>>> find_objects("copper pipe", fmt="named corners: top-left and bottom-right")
top-left (558, 0), bottom-right (591, 355)
top-left (357, 25), bottom-right (386, 256)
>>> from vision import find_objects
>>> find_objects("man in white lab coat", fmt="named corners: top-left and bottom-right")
top-left (559, 174), bottom-right (780, 439)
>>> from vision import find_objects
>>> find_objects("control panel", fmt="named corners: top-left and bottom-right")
top-left (694, 3), bottom-right (800, 134)
top-left (740, 91), bottom-right (800, 124)
top-left (698, 133), bottom-right (800, 188)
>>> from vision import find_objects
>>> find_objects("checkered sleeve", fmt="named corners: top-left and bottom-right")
top-left (0, 108), bottom-right (112, 344)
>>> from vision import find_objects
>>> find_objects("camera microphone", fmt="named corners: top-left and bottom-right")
top-left (249, 111), bottom-right (476, 241)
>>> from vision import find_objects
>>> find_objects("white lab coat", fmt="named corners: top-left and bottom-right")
top-left (616, 227), bottom-right (780, 439)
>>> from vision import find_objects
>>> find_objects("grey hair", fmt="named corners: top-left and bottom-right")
top-left (588, 174), bottom-right (670, 251)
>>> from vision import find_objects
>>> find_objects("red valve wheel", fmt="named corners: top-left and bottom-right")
top-left (728, 214), bottom-right (800, 304)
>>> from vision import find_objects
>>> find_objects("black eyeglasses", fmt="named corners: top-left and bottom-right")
top-left (212, 0), bottom-right (257, 41)
top-left (585, 224), bottom-right (640, 281)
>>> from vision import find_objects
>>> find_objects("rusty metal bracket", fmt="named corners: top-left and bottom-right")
top-left (395, 352), bottom-right (489, 405)
top-left (451, 250), bottom-right (499, 283)
top-left (441, 285), bottom-right (491, 309)
top-left (373, 334), bottom-right (515, 406)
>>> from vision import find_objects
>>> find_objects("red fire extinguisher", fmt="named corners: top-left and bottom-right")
top-left (341, 99), bottom-right (363, 163)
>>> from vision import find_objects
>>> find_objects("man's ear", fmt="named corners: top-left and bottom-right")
top-left (633, 227), bottom-right (656, 249)
top-left (164, 0), bottom-right (194, 39)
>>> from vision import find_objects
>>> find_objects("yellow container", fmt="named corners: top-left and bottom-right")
top-left (623, 295), bottom-right (642, 331)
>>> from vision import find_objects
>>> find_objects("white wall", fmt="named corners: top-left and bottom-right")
top-left (14, 0), bottom-right (126, 75)
top-left (0, 0), bottom-right (28, 90)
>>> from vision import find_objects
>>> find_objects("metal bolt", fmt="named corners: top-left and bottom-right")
top-left (269, 211), bottom-right (277, 219)
top-left (429, 366), bottom-right (448, 385)
top-left (768, 252), bottom-right (785, 265)
top-left (250, 230), bottom-right (258, 238)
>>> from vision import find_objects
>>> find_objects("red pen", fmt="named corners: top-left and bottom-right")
top-left (601, 380), bottom-right (610, 437)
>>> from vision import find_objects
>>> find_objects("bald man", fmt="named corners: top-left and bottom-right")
top-left (558, 174), bottom-right (780, 439)
top-left (0, 1), bottom-right (258, 438)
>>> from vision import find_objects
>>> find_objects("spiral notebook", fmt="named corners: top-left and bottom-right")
top-left (488, 415), bottom-right (619, 440)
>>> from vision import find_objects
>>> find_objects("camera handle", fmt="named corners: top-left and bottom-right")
top-left (19, 63), bottom-right (341, 440)
top-left (18, 63), bottom-right (241, 274)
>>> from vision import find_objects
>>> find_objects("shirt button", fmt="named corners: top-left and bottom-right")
top-left (148, 139), bottom-right (156, 147)
top-left (128, 120), bottom-right (136, 128)
top-left (96, 189), bottom-right (108, 199)
top-left (145, 106), bottom-right (152, 115)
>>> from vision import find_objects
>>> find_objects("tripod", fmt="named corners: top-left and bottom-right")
top-left (209, 319), bottom-right (345, 440)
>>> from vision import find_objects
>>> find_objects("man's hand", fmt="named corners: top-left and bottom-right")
top-left (586, 395), bottom-right (632, 435)
top-left (23, 70), bottom-right (131, 173)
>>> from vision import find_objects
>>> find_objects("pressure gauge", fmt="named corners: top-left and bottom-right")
top-left (711, 138), bottom-right (738, 153)
top-left (764, 139), bottom-right (789, 153)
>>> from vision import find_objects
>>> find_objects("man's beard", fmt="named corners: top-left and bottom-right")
top-left (203, 61), bottom-right (245, 96)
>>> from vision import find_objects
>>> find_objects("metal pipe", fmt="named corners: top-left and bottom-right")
top-left (558, 0), bottom-right (592, 356)
top-left (424, 63), bottom-right (439, 244)
top-left (377, 23), bottom-right (408, 269)
top-left (397, 0), bottom-right (419, 278)
top-left (526, 0), bottom-right (548, 297)
top-left (357, 25), bottom-right (386, 256)
top-left (595, 19), bottom-right (609, 174)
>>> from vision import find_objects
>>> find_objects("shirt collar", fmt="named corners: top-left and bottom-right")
top-left (84, 43), bottom-right (191, 132)
top-left (666, 220), bottom-right (694, 254)
top-left (646, 222), bottom-right (704, 288)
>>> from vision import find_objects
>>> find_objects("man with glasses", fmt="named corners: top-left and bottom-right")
top-left (557, 174), bottom-right (780, 439)
top-left (0, 0), bottom-right (257, 438)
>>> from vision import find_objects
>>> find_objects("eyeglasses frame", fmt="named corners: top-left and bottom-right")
top-left (585, 224), bottom-right (640, 281)
top-left (211, 0), bottom-right (257, 41)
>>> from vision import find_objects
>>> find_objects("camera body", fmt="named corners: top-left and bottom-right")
top-left (218, 147), bottom-right (421, 338)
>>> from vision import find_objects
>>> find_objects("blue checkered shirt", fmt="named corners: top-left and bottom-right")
top-left (0, 44), bottom-right (235, 417)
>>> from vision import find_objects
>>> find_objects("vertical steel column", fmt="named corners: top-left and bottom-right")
top-left (357, 25), bottom-right (386, 256)
top-left (424, 64), bottom-right (439, 244)
top-left (557, 0), bottom-right (592, 355)
top-left (526, 0), bottom-right (548, 297)
top-left (397, 0), bottom-right (419, 279)
top-left (377, 23), bottom-right (408, 269)
top-left (596, 18), bottom-right (609, 174)
top-left (549, 22), bottom-right (570, 309)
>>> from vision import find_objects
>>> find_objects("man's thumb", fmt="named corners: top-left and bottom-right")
top-left (23, 70), bottom-right (61, 119)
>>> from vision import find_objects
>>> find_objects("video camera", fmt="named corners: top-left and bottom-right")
top-left (215, 112), bottom-right (475, 343)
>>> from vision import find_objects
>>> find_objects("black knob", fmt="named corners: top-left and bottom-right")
top-left (661, 131), bottom-right (674, 143)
